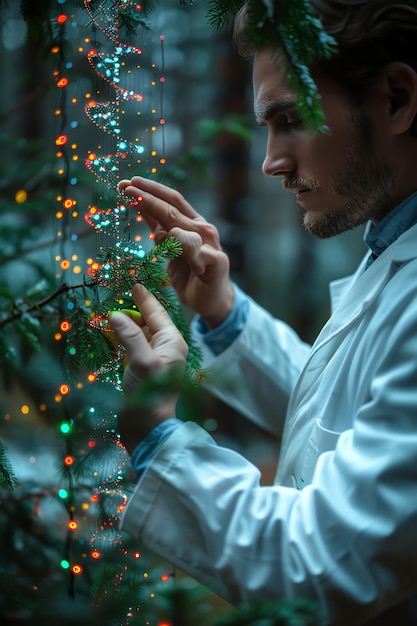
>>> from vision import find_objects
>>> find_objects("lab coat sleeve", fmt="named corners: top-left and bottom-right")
top-left (121, 288), bottom-right (417, 625)
top-left (191, 293), bottom-right (311, 436)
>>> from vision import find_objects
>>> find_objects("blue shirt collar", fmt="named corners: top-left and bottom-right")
top-left (365, 191), bottom-right (417, 265)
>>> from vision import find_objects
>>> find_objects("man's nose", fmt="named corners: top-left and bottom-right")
top-left (262, 137), bottom-right (296, 177)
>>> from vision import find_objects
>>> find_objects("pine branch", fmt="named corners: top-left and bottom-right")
top-left (0, 440), bottom-right (19, 491)
top-left (0, 281), bottom-right (88, 329)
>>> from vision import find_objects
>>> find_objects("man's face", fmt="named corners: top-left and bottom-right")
top-left (253, 48), bottom-right (396, 238)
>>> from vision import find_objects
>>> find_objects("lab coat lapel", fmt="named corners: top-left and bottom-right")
top-left (277, 223), bottom-right (417, 485)
top-left (309, 222), bottom-right (417, 362)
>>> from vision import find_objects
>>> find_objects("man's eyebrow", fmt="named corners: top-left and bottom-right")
top-left (254, 99), bottom-right (298, 125)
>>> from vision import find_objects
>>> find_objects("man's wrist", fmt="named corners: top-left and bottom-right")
top-left (118, 397), bottom-right (178, 454)
top-left (200, 282), bottom-right (235, 329)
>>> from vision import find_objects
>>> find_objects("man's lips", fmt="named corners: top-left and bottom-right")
top-left (286, 187), bottom-right (313, 203)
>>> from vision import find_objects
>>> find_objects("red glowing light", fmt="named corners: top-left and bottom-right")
top-left (57, 77), bottom-right (69, 88)
top-left (63, 198), bottom-right (76, 210)
top-left (60, 320), bottom-right (71, 332)
top-left (56, 14), bottom-right (68, 24)
top-left (71, 564), bottom-right (83, 575)
top-left (55, 134), bottom-right (68, 146)
top-left (91, 550), bottom-right (101, 559)
top-left (64, 455), bottom-right (74, 466)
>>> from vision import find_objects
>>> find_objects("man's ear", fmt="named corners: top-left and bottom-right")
top-left (382, 62), bottom-right (417, 136)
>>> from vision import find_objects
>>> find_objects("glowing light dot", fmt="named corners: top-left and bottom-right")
top-left (159, 77), bottom-right (165, 83)
top-left (161, 574), bottom-right (170, 581)
top-left (160, 158), bottom-right (166, 164)
top-left (60, 260), bottom-right (70, 270)
top-left (60, 384), bottom-right (70, 396)
top-left (21, 405), bottom-right (30, 415)
top-left (88, 440), bottom-right (96, 448)
top-left (134, 552), bottom-right (141, 559)
top-left (60, 422), bottom-right (71, 434)
top-left (63, 197), bottom-right (76, 210)
top-left (68, 520), bottom-right (78, 531)
top-left (57, 77), bottom-right (69, 88)
top-left (58, 488), bottom-right (68, 499)
top-left (73, 265), bottom-right (82, 275)
top-left (56, 211), bottom-right (63, 219)
top-left (55, 134), bottom-right (68, 146)
top-left (51, 46), bottom-right (60, 54)
top-left (87, 373), bottom-right (96, 383)
top-left (15, 190), bottom-right (27, 204)
top-left (60, 320), bottom-right (71, 332)
top-left (54, 333), bottom-right (62, 341)
top-left (57, 14), bottom-right (67, 24)
top-left (71, 564), bottom-right (83, 575)
top-left (90, 494), bottom-right (99, 503)
top-left (82, 502), bottom-right (90, 510)
top-left (64, 455), bottom-right (74, 466)
top-left (61, 559), bottom-right (70, 569)
top-left (91, 550), bottom-right (101, 559)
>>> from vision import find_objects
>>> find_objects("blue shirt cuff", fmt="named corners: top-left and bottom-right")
top-left (195, 284), bottom-right (250, 355)
top-left (130, 417), bottom-right (183, 480)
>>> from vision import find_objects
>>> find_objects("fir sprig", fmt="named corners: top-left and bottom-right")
top-left (89, 238), bottom-right (203, 380)
top-left (0, 440), bottom-right (18, 492)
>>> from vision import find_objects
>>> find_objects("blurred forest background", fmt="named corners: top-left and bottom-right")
top-left (0, 0), bottom-right (366, 624)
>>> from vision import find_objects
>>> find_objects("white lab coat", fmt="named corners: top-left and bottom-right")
top-left (121, 222), bottom-right (417, 625)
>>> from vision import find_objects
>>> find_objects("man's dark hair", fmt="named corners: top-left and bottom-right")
top-left (233, 0), bottom-right (417, 107)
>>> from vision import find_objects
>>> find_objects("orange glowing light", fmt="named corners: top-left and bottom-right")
top-left (68, 520), bottom-right (78, 531)
top-left (71, 564), bottom-right (83, 575)
top-left (161, 574), bottom-right (170, 581)
top-left (90, 494), bottom-right (99, 503)
top-left (60, 260), bottom-right (70, 270)
top-left (64, 455), bottom-right (75, 466)
top-left (87, 373), bottom-right (96, 383)
top-left (63, 198), bottom-right (76, 210)
top-left (60, 320), bottom-right (71, 332)
top-left (60, 384), bottom-right (70, 396)
top-left (91, 550), bottom-right (101, 559)
top-left (57, 77), bottom-right (69, 88)
top-left (55, 134), bottom-right (68, 146)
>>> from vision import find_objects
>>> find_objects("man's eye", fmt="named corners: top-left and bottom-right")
top-left (286, 115), bottom-right (302, 128)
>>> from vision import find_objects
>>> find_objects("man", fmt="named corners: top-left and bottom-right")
top-left (109, 1), bottom-right (417, 624)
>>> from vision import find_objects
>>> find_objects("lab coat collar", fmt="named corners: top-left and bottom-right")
top-left (312, 221), bottom-right (417, 356)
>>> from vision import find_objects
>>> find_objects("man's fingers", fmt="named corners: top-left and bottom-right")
top-left (131, 176), bottom-right (200, 220)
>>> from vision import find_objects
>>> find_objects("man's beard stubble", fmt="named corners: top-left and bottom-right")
top-left (301, 111), bottom-right (395, 239)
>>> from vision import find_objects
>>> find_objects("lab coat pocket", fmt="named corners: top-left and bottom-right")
top-left (300, 419), bottom-right (341, 488)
